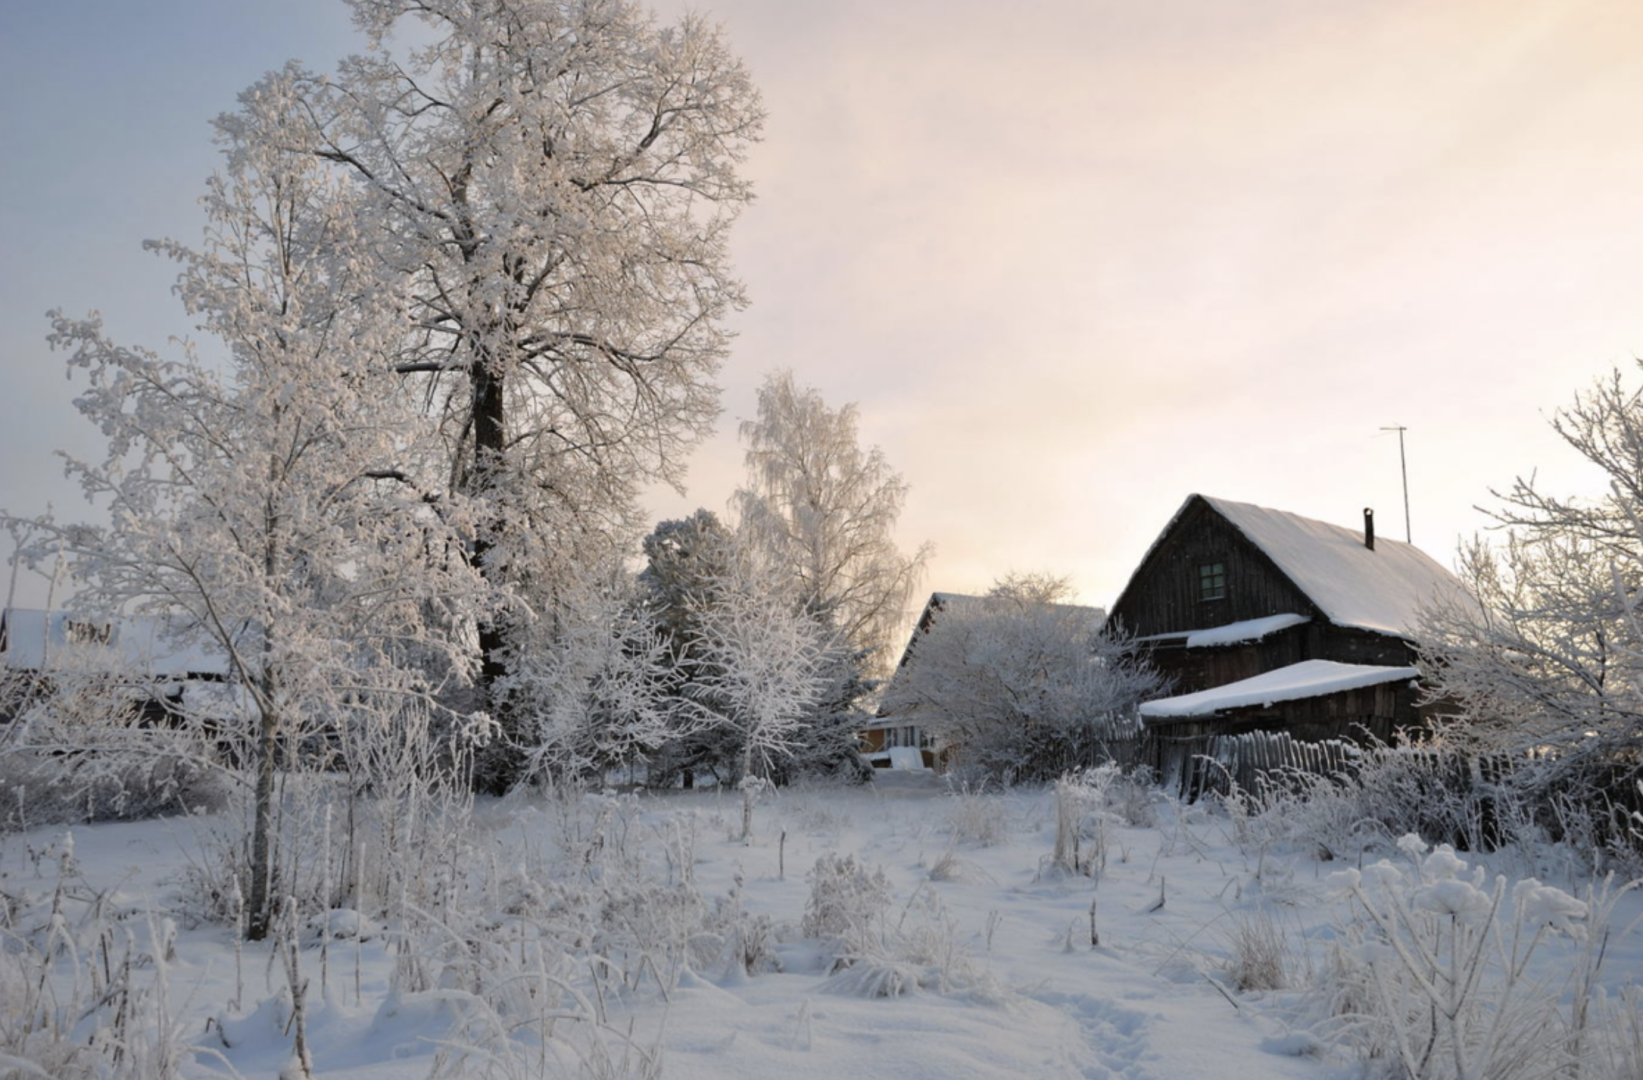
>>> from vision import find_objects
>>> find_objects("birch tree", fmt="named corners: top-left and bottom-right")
top-left (296, 0), bottom-right (764, 791)
top-left (11, 70), bottom-right (487, 939)
top-left (734, 371), bottom-right (931, 679)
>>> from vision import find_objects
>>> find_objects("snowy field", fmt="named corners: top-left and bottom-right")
top-left (4, 771), bottom-right (1641, 1080)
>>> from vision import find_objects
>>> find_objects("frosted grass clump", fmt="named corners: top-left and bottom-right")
top-left (1319, 834), bottom-right (1603, 1080)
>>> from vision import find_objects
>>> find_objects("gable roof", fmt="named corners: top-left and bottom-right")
top-left (896, 590), bottom-right (1107, 670)
top-left (1114, 494), bottom-right (1466, 641)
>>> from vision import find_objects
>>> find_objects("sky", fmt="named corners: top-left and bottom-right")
top-left (3, 0), bottom-right (1641, 618)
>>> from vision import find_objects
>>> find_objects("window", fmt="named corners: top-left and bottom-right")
top-left (1198, 561), bottom-right (1226, 601)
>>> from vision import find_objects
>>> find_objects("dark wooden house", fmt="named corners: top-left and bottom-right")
top-left (1108, 495), bottom-right (1465, 756)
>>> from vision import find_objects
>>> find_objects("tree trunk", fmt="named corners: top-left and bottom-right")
top-left (739, 743), bottom-right (754, 842)
top-left (469, 356), bottom-right (522, 795)
top-left (247, 699), bottom-right (279, 940)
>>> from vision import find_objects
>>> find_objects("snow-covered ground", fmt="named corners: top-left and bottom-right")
top-left (3, 771), bottom-right (1640, 1080)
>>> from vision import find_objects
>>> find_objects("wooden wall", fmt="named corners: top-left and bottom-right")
top-left (1110, 496), bottom-right (1316, 639)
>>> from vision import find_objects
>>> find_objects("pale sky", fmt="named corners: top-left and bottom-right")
top-left (3, 0), bottom-right (1639, 617)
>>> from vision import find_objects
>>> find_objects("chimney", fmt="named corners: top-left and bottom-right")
top-left (1363, 507), bottom-right (1375, 551)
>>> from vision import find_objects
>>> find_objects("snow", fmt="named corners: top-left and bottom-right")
top-left (1203, 496), bottom-right (1467, 639)
top-left (2, 780), bottom-right (1638, 1080)
top-left (1141, 613), bottom-right (1309, 648)
top-left (886, 746), bottom-right (928, 770)
top-left (1138, 658), bottom-right (1419, 719)
top-left (0, 606), bottom-right (230, 677)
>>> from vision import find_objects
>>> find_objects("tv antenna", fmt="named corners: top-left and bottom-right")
top-left (1379, 426), bottom-right (1410, 543)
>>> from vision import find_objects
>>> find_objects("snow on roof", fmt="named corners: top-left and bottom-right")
top-left (1138, 659), bottom-right (1419, 720)
top-left (1140, 613), bottom-right (1309, 648)
top-left (1202, 496), bottom-right (1464, 640)
top-left (926, 591), bottom-right (1106, 624)
top-left (1, 608), bottom-right (230, 678)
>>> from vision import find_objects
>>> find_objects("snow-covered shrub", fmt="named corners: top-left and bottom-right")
top-left (819, 883), bottom-right (1003, 1003)
top-left (1318, 835), bottom-right (1603, 1080)
top-left (1223, 734), bottom-right (1537, 866)
top-left (1047, 764), bottom-right (1156, 876)
top-left (803, 852), bottom-right (892, 963)
top-left (927, 849), bottom-right (994, 884)
top-left (882, 574), bottom-right (1162, 784)
top-left (1050, 766), bottom-right (1126, 876)
top-left (0, 742), bottom-right (227, 833)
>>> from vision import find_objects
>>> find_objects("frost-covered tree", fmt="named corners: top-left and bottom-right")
top-left (686, 547), bottom-right (831, 839)
top-left (501, 559), bottom-right (672, 786)
top-left (638, 510), bottom-right (741, 787)
top-left (1421, 365), bottom-right (1643, 799)
top-left (881, 573), bottom-right (1163, 784)
top-left (292, 0), bottom-right (764, 792)
top-left (734, 372), bottom-right (931, 680)
top-left (7, 70), bottom-right (488, 939)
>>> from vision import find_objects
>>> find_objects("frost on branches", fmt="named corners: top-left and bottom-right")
top-left (882, 573), bottom-right (1163, 784)
top-left (685, 547), bottom-right (832, 839)
top-left (734, 372), bottom-right (931, 681)
top-left (8, 71), bottom-right (490, 938)
top-left (1420, 363), bottom-right (1643, 808)
top-left (500, 560), bottom-right (673, 787)
top-left (296, 0), bottom-right (765, 792)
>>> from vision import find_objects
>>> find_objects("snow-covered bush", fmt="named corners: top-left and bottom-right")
top-left (1318, 835), bottom-right (1614, 1080)
top-left (1419, 365), bottom-right (1643, 863)
top-left (0, 742), bottom-right (227, 833)
top-left (1218, 733), bottom-right (1539, 867)
top-left (1221, 905), bottom-right (1294, 992)
top-left (803, 852), bottom-right (893, 964)
top-left (818, 882), bottom-right (1002, 1002)
top-left (882, 573), bottom-right (1162, 784)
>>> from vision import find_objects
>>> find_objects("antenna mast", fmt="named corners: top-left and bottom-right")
top-left (1380, 426), bottom-right (1411, 543)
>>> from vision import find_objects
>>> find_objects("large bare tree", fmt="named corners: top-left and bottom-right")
top-left (296, 0), bottom-right (764, 790)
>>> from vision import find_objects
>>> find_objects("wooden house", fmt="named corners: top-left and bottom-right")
top-left (0, 607), bottom-right (231, 725)
top-left (1108, 495), bottom-right (1466, 760)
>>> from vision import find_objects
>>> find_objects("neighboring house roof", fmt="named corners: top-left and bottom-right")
top-left (1138, 659), bottom-right (1419, 720)
top-left (896, 590), bottom-right (1107, 670)
top-left (0, 608), bottom-right (230, 679)
top-left (1117, 494), bottom-right (1466, 641)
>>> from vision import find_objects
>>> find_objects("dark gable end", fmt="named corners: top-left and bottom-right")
top-left (1108, 494), bottom-right (1320, 640)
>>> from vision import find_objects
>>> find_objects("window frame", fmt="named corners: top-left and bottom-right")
top-left (1197, 561), bottom-right (1227, 602)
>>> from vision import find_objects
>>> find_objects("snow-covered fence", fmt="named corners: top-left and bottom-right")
top-left (1149, 728), bottom-right (1362, 801)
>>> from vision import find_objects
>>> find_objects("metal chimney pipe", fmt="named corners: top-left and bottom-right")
top-left (1363, 507), bottom-right (1375, 551)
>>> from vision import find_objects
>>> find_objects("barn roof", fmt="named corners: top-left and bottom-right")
top-left (1138, 659), bottom-right (1419, 719)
